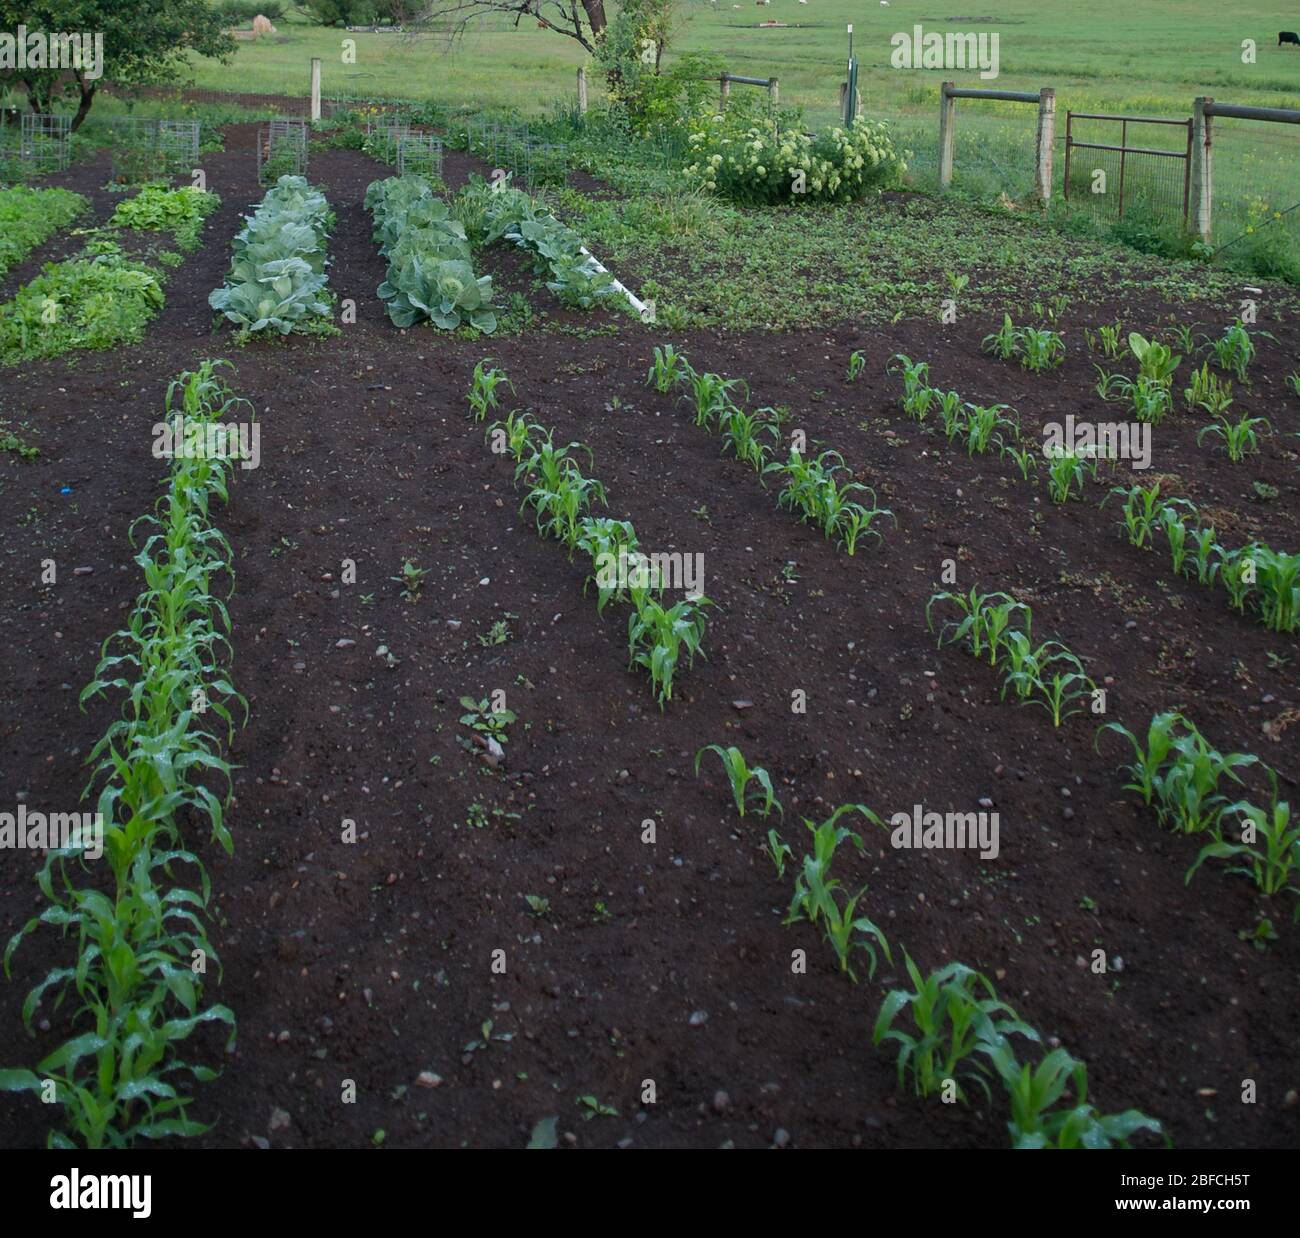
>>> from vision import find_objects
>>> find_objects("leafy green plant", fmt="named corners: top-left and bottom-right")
top-left (468, 358), bottom-right (512, 422)
top-left (110, 185), bottom-right (220, 252)
top-left (1205, 320), bottom-right (1255, 382)
top-left (392, 559), bottom-right (428, 601)
top-left (1100, 712), bottom-right (1258, 834)
top-left (873, 957), bottom-right (1037, 1102)
top-left (646, 343), bottom-right (689, 392)
top-left (0, 185), bottom-right (87, 278)
top-left (1183, 360), bottom-right (1233, 415)
top-left (783, 806), bottom-right (891, 981)
top-left (695, 744), bottom-right (781, 819)
top-left (1197, 411), bottom-right (1270, 462)
top-left (1127, 331), bottom-right (1180, 385)
top-left (459, 696), bottom-right (517, 746)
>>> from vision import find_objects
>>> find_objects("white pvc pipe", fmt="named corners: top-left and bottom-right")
top-left (578, 245), bottom-right (649, 319)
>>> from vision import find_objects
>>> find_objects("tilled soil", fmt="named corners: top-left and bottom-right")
top-left (0, 124), bottom-right (1297, 1150)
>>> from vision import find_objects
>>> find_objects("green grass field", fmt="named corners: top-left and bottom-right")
top-left (47, 1), bottom-right (1297, 267)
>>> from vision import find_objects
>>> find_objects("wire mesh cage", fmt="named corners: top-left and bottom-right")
top-left (396, 133), bottom-right (442, 181)
top-left (257, 120), bottom-right (308, 182)
top-left (107, 117), bottom-right (201, 183)
top-left (18, 112), bottom-right (71, 173)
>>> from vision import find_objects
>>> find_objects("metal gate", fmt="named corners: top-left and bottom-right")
top-left (1064, 112), bottom-right (1192, 223)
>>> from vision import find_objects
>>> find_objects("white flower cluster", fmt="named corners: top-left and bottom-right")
top-left (684, 117), bottom-right (905, 205)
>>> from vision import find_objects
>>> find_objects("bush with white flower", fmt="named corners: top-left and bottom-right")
top-left (683, 108), bottom-right (906, 206)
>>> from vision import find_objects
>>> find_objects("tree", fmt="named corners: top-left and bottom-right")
top-left (0, 0), bottom-right (235, 131)
top-left (412, 0), bottom-right (610, 55)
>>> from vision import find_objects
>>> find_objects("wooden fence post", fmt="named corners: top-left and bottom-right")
top-left (310, 57), bottom-right (322, 122)
top-left (720, 74), bottom-right (730, 112)
top-left (938, 81), bottom-right (955, 189)
top-left (1034, 87), bottom-right (1055, 203)
top-left (577, 67), bottom-right (588, 115)
top-left (769, 77), bottom-right (779, 108)
top-left (1190, 96), bottom-right (1213, 244)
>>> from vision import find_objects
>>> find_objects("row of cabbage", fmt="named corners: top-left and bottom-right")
top-left (209, 175), bottom-right (333, 335)
top-left (365, 173), bottom-right (496, 332)
top-left (1, 362), bottom-right (247, 1147)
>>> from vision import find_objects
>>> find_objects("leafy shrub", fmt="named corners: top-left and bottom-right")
top-left (208, 176), bottom-right (333, 334)
top-left (0, 186), bottom-right (87, 279)
top-left (685, 109), bottom-right (905, 205)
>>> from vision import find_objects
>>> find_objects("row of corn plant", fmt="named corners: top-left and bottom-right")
top-left (1099, 713), bottom-right (1296, 919)
top-left (473, 362), bottom-right (712, 707)
top-left (1, 361), bottom-right (248, 1146)
top-left (649, 347), bottom-right (894, 555)
top-left (927, 588), bottom-right (1098, 727)
top-left (1113, 484), bottom-right (1299, 635)
top-left (697, 747), bottom-right (1162, 1146)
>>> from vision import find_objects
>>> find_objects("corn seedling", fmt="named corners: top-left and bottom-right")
top-left (695, 744), bottom-right (782, 819)
top-left (846, 350), bottom-right (866, 382)
top-left (576, 516), bottom-right (641, 614)
top-left (1100, 711), bottom-right (1258, 834)
top-left (1216, 545), bottom-right (1254, 614)
top-left (963, 402), bottom-right (1016, 456)
top-left (873, 957), bottom-right (1038, 1103)
top-left (1017, 326), bottom-right (1065, 372)
top-left (522, 463), bottom-right (607, 553)
top-left (1160, 506), bottom-right (1190, 576)
top-left (1251, 545), bottom-right (1300, 633)
top-left (1184, 360), bottom-right (1233, 415)
top-left (1206, 321), bottom-right (1255, 382)
top-left (1012, 648), bottom-right (1093, 727)
top-left (627, 593), bottom-right (710, 707)
top-left (1188, 524), bottom-right (1219, 585)
top-left (982, 313), bottom-right (1019, 361)
top-left (1105, 481), bottom-right (1166, 549)
top-left (980, 1040), bottom-right (1162, 1149)
top-left (1188, 772), bottom-right (1298, 899)
top-left (1001, 440), bottom-right (1038, 482)
top-left (888, 353), bottom-right (931, 419)
top-left (765, 449), bottom-right (893, 554)
top-left (927, 589), bottom-right (1030, 663)
top-left (783, 806), bottom-right (891, 981)
top-left (468, 358), bottom-right (512, 422)
top-left (645, 343), bottom-right (689, 392)
top-left (1286, 372), bottom-right (1300, 396)
top-left (938, 390), bottom-right (965, 441)
top-left (489, 408), bottom-right (543, 464)
top-left (1097, 321), bottom-right (1123, 358)
top-left (685, 370), bottom-right (745, 430)
top-left (1197, 411), bottom-right (1270, 462)
top-left (718, 403), bottom-right (778, 472)
top-left (1046, 450), bottom-right (1086, 503)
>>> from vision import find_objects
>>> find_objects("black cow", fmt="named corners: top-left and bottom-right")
top-left (1281, 30), bottom-right (1300, 45)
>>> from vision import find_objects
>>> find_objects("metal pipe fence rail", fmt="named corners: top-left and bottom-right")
top-left (1063, 112), bottom-right (1192, 223)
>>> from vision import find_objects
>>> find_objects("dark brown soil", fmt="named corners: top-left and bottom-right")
top-left (0, 123), bottom-right (1297, 1151)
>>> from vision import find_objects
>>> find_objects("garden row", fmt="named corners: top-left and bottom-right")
top-left (0, 362), bottom-right (248, 1147)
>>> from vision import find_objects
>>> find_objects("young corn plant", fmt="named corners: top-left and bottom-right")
top-left (1197, 411), bottom-right (1270, 462)
top-left (982, 314), bottom-right (1019, 362)
top-left (627, 592), bottom-right (711, 708)
top-left (468, 358), bottom-right (512, 422)
top-left (1216, 545), bottom-right (1255, 614)
top-left (927, 589), bottom-right (1030, 664)
top-left (1001, 439), bottom-right (1038, 482)
top-left (1017, 326), bottom-right (1065, 373)
top-left (873, 956), bottom-right (1039, 1103)
top-left (645, 343), bottom-right (689, 393)
top-left (488, 408), bottom-right (543, 464)
top-left (1099, 711), bottom-right (1259, 834)
top-left (846, 350), bottom-right (866, 382)
top-left (684, 370), bottom-right (745, 430)
top-left (1097, 321), bottom-right (1123, 358)
top-left (1206, 320), bottom-right (1255, 382)
top-left (576, 516), bottom-right (641, 614)
top-left (1011, 647), bottom-right (1094, 727)
top-left (1184, 360), bottom-right (1233, 415)
top-left (963, 403), bottom-right (1017, 456)
top-left (718, 403), bottom-right (779, 473)
top-left (521, 459), bottom-right (607, 553)
top-left (1105, 481), bottom-right (1167, 549)
top-left (1045, 450), bottom-right (1087, 503)
top-left (1160, 506), bottom-right (1190, 576)
top-left (887, 353), bottom-right (932, 420)
top-left (765, 449), bottom-right (893, 555)
top-left (1252, 546), bottom-right (1300, 634)
top-left (694, 744), bottom-right (781, 819)
top-left (1187, 771), bottom-right (1298, 901)
top-left (938, 390), bottom-right (966, 442)
top-left (782, 806), bottom-right (891, 981)
top-left (980, 1040), bottom-right (1162, 1149)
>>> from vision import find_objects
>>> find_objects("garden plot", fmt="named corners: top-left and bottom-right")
top-left (0, 126), bottom-right (1297, 1151)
